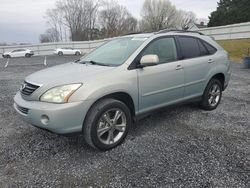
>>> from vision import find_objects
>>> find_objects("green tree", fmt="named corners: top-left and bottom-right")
top-left (208, 0), bottom-right (250, 27)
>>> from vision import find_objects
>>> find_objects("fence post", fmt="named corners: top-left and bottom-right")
top-left (37, 45), bottom-right (40, 56)
top-left (88, 42), bottom-right (91, 53)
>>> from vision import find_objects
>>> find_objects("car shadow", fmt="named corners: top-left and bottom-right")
top-left (9, 102), bottom-right (201, 160)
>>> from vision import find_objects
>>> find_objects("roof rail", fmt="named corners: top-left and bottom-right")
top-left (123, 32), bottom-right (144, 36)
top-left (156, 29), bottom-right (204, 35)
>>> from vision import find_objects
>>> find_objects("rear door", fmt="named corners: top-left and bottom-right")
top-left (19, 49), bottom-right (27, 57)
top-left (177, 36), bottom-right (216, 98)
top-left (70, 48), bottom-right (75, 55)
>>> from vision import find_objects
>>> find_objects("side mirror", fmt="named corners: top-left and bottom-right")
top-left (139, 54), bottom-right (159, 68)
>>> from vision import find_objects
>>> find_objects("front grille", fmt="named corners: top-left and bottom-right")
top-left (20, 81), bottom-right (40, 96)
top-left (15, 104), bottom-right (29, 115)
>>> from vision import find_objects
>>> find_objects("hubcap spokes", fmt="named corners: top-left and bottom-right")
top-left (97, 109), bottom-right (126, 145)
top-left (208, 84), bottom-right (221, 106)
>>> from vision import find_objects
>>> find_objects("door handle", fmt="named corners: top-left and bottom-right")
top-left (176, 65), bottom-right (183, 70)
top-left (208, 59), bottom-right (214, 64)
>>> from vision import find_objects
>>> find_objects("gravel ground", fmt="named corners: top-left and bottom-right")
top-left (0, 56), bottom-right (249, 187)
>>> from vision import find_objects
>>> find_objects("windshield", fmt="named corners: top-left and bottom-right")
top-left (79, 37), bottom-right (147, 66)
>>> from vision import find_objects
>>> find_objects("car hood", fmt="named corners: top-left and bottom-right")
top-left (25, 62), bottom-right (116, 86)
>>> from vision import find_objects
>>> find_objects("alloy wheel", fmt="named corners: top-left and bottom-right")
top-left (97, 108), bottom-right (127, 145)
top-left (208, 84), bottom-right (221, 107)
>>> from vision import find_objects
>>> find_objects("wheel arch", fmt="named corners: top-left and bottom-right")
top-left (88, 92), bottom-right (135, 118)
top-left (82, 91), bottom-right (136, 135)
top-left (210, 73), bottom-right (225, 90)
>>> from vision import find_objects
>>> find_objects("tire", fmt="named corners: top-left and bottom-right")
top-left (6, 55), bottom-right (11, 58)
top-left (58, 51), bottom-right (63, 56)
top-left (25, 53), bottom-right (31, 58)
top-left (200, 79), bottom-right (222, 111)
top-left (75, 51), bottom-right (80, 56)
top-left (83, 98), bottom-right (132, 151)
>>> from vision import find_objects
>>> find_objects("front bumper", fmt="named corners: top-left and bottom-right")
top-left (13, 92), bottom-right (90, 134)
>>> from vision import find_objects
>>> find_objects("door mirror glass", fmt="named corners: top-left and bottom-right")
top-left (140, 54), bottom-right (159, 67)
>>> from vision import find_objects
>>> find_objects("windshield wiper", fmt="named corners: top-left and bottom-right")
top-left (79, 60), bottom-right (111, 67)
top-left (89, 60), bottom-right (111, 66)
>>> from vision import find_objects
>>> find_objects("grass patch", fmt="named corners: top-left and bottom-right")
top-left (217, 39), bottom-right (250, 62)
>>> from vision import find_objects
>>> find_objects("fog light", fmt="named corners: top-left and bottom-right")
top-left (41, 115), bottom-right (49, 125)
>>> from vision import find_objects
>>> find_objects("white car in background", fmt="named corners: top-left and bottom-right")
top-left (2, 48), bottom-right (34, 58)
top-left (54, 47), bottom-right (82, 56)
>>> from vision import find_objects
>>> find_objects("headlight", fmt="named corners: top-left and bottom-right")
top-left (40, 84), bottom-right (82, 103)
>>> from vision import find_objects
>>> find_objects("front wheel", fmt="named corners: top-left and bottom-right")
top-left (75, 51), bottom-right (80, 56)
top-left (58, 51), bottom-right (63, 56)
top-left (83, 99), bottom-right (131, 151)
top-left (200, 79), bottom-right (222, 111)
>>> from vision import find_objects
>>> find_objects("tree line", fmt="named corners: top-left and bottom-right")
top-left (40, 0), bottom-right (197, 43)
top-left (208, 0), bottom-right (250, 27)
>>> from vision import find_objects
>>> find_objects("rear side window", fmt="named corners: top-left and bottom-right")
top-left (197, 40), bottom-right (208, 56)
top-left (202, 41), bottom-right (217, 54)
top-left (178, 36), bottom-right (200, 59)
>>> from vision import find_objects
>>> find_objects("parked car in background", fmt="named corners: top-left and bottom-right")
top-left (2, 48), bottom-right (34, 58)
top-left (14, 30), bottom-right (231, 151)
top-left (54, 47), bottom-right (82, 56)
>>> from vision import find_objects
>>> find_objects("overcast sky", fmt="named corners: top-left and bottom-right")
top-left (0, 0), bottom-right (219, 44)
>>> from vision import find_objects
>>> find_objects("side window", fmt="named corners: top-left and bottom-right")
top-left (197, 39), bottom-right (209, 56)
top-left (142, 37), bottom-right (177, 64)
top-left (178, 36), bottom-right (200, 59)
top-left (202, 41), bottom-right (217, 54)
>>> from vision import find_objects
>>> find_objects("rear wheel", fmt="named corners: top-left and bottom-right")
top-left (25, 53), bottom-right (31, 58)
top-left (75, 51), bottom-right (80, 56)
top-left (83, 99), bottom-right (131, 151)
top-left (200, 79), bottom-right (222, 111)
top-left (58, 51), bottom-right (63, 56)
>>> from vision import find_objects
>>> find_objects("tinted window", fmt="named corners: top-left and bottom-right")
top-left (197, 39), bottom-right (208, 56)
top-left (202, 41), bottom-right (217, 54)
top-left (179, 37), bottom-right (200, 59)
top-left (142, 37), bottom-right (177, 64)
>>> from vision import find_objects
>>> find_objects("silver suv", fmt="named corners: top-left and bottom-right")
top-left (14, 31), bottom-right (231, 150)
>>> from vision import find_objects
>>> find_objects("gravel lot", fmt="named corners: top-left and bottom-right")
top-left (0, 56), bottom-right (249, 187)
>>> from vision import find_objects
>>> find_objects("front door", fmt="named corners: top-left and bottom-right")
top-left (137, 37), bottom-right (184, 113)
